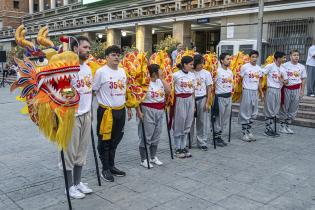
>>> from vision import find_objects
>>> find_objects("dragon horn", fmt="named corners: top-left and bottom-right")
top-left (15, 25), bottom-right (35, 49)
top-left (37, 26), bottom-right (54, 47)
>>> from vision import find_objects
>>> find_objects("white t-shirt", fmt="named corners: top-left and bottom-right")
top-left (143, 79), bottom-right (165, 103)
top-left (240, 63), bottom-right (262, 90)
top-left (194, 69), bottom-right (213, 97)
top-left (281, 62), bottom-right (307, 86)
top-left (93, 65), bottom-right (127, 107)
top-left (173, 70), bottom-right (196, 94)
top-left (306, 45), bottom-right (315, 67)
top-left (215, 67), bottom-right (233, 94)
top-left (72, 63), bottom-right (93, 116)
top-left (263, 63), bottom-right (282, 89)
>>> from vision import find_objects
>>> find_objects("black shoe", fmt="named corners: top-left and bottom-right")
top-left (264, 129), bottom-right (275, 137)
top-left (218, 137), bottom-right (227, 146)
top-left (200, 146), bottom-right (208, 151)
top-left (272, 131), bottom-right (280, 137)
top-left (101, 169), bottom-right (114, 182)
top-left (213, 139), bottom-right (224, 147)
top-left (110, 167), bottom-right (126, 177)
top-left (182, 148), bottom-right (192, 158)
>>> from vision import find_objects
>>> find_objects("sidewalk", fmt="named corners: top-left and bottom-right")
top-left (1, 86), bottom-right (315, 210)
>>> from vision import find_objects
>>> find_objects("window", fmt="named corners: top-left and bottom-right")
top-left (13, 1), bottom-right (19, 9)
top-left (239, 45), bottom-right (253, 55)
top-left (221, 45), bottom-right (233, 55)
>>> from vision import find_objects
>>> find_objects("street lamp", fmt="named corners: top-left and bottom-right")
top-left (121, 31), bottom-right (127, 37)
top-left (97, 34), bottom-right (103, 39)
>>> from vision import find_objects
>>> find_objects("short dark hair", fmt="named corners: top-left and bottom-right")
top-left (193, 54), bottom-right (204, 69)
top-left (105, 45), bottom-right (121, 56)
top-left (176, 55), bottom-right (193, 69)
top-left (249, 50), bottom-right (259, 57)
top-left (219, 52), bottom-right (230, 64)
top-left (274, 51), bottom-right (286, 60)
top-left (148, 64), bottom-right (160, 76)
top-left (70, 36), bottom-right (90, 51)
top-left (290, 49), bottom-right (299, 55)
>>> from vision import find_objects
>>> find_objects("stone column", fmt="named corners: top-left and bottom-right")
top-left (29, 0), bottom-right (34, 14)
top-left (50, 0), bottom-right (56, 9)
top-left (136, 25), bottom-right (152, 53)
top-left (39, 0), bottom-right (44, 12)
top-left (172, 21), bottom-right (191, 49)
top-left (81, 32), bottom-right (96, 42)
top-left (107, 29), bottom-right (121, 47)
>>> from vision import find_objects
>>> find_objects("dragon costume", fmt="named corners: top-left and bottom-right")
top-left (11, 25), bottom-right (80, 150)
top-left (230, 52), bottom-right (250, 102)
top-left (203, 52), bottom-right (218, 106)
top-left (149, 50), bottom-right (174, 107)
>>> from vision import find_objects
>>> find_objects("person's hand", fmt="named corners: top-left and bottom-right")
top-left (300, 91), bottom-right (304, 99)
top-left (127, 108), bottom-right (133, 121)
top-left (136, 110), bottom-right (144, 121)
top-left (260, 93), bottom-right (265, 102)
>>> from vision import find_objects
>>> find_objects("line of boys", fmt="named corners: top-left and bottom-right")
top-left (62, 35), bottom-right (306, 198)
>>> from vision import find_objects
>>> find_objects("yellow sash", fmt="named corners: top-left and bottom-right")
top-left (99, 104), bottom-right (125, 140)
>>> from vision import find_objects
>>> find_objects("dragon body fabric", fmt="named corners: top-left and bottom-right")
top-left (121, 50), bottom-right (150, 108)
top-left (149, 50), bottom-right (174, 107)
top-left (203, 52), bottom-right (218, 106)
top-left (11, 25), bottom-right (80, 150)
top-left (230, 52), bottom-right (250, 102)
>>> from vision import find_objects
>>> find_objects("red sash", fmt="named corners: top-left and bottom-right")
top-left (142, 102), bottom-right (165, 110)
top-left (281, 83), bottom-right (301, 105)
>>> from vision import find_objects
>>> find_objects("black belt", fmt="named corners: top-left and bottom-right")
top-left (211, 92), bottom-right (232, 118)
top-left (195, 95), bottom-right (206, 101)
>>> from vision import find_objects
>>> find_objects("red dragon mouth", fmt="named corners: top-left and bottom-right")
top-left (37, 66), bottom-right (80, 106)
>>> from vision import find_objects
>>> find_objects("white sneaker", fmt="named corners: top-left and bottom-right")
top-left (279, 126), bottom-right (289, 134)
top-left (76, 182), bottom-right (93, 194)
top-left (150, 157), bottom-right (163, 166)
top-left (65, 186), bottom-right (85, 199)
top-left (140, 160), bottom-right (153, 168)
top-left (285, 126), bottom-right (294, 134)
top-left (242, 133), bottom-right (251, 142)
top-left (247, 132), bottom-right (256, 141)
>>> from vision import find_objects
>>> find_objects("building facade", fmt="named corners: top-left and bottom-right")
top-left (0, 0), bottom-right (314, 62)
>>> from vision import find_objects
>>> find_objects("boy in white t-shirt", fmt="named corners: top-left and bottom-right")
top-left (190, 54), bottom-right (213, 151)
top-left (262, 51), bottom-right (287, 137)
top-left (93, 45), bottom-right (133, 182)
top-left (136, 64), bottom-right (171, 168)
top-left (60, 36), bottom-right (93, 199)
top-left (238, 50), bottom-right (264, 142)
top-left (279, 49), bottom-right (307, 134)
top-left (211, 53), bottom-right (233, 147)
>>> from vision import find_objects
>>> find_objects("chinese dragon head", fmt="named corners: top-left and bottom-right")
top-left (11, 25), bottom-right (80, 150)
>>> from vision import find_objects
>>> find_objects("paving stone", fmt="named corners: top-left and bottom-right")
top-left (2, 86), bottom-right (315, 210)
top-left (189, 185), bottom-right (233, 203)
top-left (217, 194), bottom-right (264, 210)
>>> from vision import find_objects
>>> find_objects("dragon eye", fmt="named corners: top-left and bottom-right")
top-left (35, 58), bottom-right (48, 66)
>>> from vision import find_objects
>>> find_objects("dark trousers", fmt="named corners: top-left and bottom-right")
top-left (97, 106), bottom-right (126, 171)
